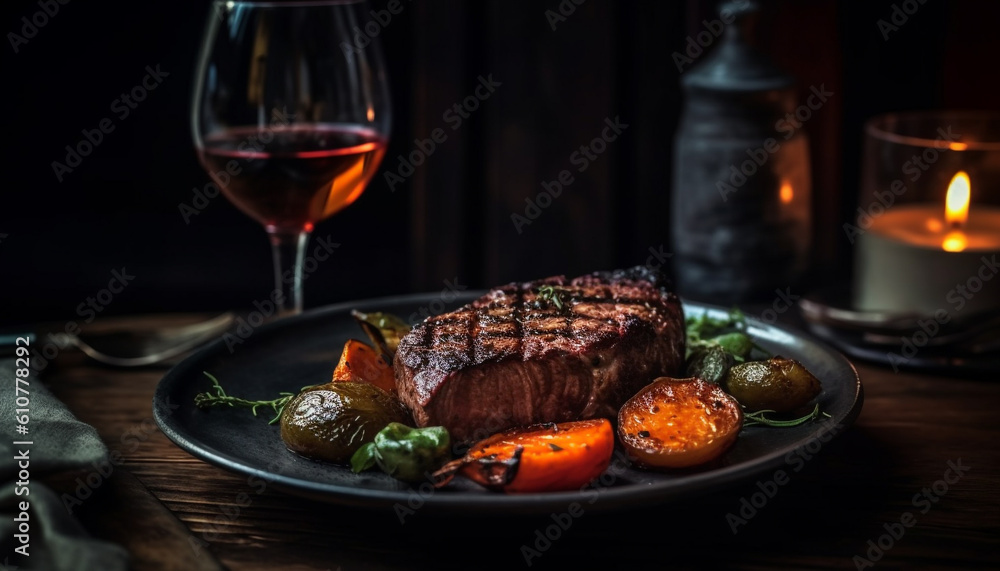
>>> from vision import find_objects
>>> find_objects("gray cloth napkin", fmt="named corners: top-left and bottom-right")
top-left (0, 358), bottom-right (129, 570)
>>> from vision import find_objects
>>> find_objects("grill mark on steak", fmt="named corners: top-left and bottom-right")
top-left (400, 283), bottom-right (666, 371)
top-left (394, 266), bottom-right (685, 440)
top-left (513, 285), bottom-right (525, 368)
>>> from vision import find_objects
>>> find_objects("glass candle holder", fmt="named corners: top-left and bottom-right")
top-left (852, 111), bottom-right (1000, 316)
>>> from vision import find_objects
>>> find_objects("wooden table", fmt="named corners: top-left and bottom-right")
top-left (43, 320), bottom-right (998, 570)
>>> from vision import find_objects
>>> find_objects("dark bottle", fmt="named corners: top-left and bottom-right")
top-left (671, 0), bottom-right (811, 304)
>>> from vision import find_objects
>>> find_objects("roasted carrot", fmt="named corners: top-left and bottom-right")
top-left (618, 377), bottom-right (743, 469)
top-left (434, 419), bottom-right (614, 493)
top-left (332, 339), bottom-right (396, 395)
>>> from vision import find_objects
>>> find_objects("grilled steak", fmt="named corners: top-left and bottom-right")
top-left (394, 267), bottom-right (685, 442)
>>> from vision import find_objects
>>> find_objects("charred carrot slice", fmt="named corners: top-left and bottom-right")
top-left (618, 377), bottom-right (742, 469)
top-left (434, 419), bottom-right (614, 493)
top-left (332, 339), bottom-right (396, 395)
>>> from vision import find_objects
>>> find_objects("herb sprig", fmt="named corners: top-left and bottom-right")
top-left (193, 372), bottom-right (317, 425)
top-left (742, 403), bottom-right (831, 428)
top-left (537, 285), bottom-right (568, 310)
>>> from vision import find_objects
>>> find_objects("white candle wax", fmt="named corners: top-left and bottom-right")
top-left (853, 205), bottom-right (1000, 315)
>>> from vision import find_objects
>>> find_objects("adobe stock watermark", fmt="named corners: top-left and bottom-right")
top-left (755, 287), bottom-right (800, 324)
top-left (726, 416), bottom-right (842, 533)
top-left (843, 126), bottom-right (960, 244)
top-left (885, 254), bottom-right (999, 372)
top-left (407, 278), bottom-right (468, 326)
top-left (393, 421), bottom-right (513, 524)
top-left (672, 0), bottom-right (749, 73)
top-left (27, 268), bottom-right (136, 373)
top-left (179, 107), bottom-right (294, 224)
top-left (544, 0), bottom-right (586, 31)
top-left (395, 425), bottom-right (513, 525)
top-left (60, 398), bottom-right (180, 513)
top-left (519, 449), bottom-right (632, 566)
top-left (394, 412), bottom-right (526, 525)
top-left (852, 459), bottom-right (970, 569)
top-left (511, 115), bottom-right (629, 233)
top-left (221, 236), bottom-right (340, 351)
top-left (189, 458), bottom-right (291, 553)
top-left (877, 0), bottom-right (932, 41)
top-left (383, 74), bottom-right (502, 192)
top-left (340, 0), bottom-right (410, 55)
top-left (393, 475), bottom-right (444, 525)
top-left (51, 65), bottom-right (170, 182)
top-left (7, 0), bottom-right (71, 54)
top-left (643, 245), bottom-right (672, 272)
top-left (718, 84), bottom-right (833, 201)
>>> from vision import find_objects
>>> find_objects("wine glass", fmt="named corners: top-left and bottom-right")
top-left (192, 0), bottom-right (391, 316)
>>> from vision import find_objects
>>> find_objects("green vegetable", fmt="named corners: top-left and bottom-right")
top-left (536, 285), bottom-right (569, 310)
top-left (351, 423), bottom-right (451, 482)
top-left (280, 382), bottom-right (410, 464)
top-left (686, 308), bottom-right (747, 341)
top-left (351, 442), bottom-right (379, 473)
top-left (351, 310), bottom-right (412, 356)
top-left (710, 332), bottom-right (754, 361)
top-left (685, 344), bottom-right (735, 384)
top-left (685, 308), bottom-right (747, 358)
top-left (193, 372), bottom-right (317, 425)
top-left (724, 356), bottom-right (822, 413)
top-left (686, 309), bottom-right (771, 362)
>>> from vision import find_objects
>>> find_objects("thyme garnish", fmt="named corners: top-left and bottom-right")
top-left (537, 285), bottom-right (568, 310)
top-left (193, 372), bottom-right (317, 425)
top-left (742, 403), bottom-right (831, 428)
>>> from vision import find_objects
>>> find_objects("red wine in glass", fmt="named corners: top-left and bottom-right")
top-left (199, 125), bottom-right (387, 232)
top-left (192, 0), bottom-right (392, 316)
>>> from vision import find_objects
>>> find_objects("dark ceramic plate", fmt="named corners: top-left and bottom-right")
top-left (153, 293), bottom-right (863, 514)
top-left (799, 283), bottom-right (1000, 376)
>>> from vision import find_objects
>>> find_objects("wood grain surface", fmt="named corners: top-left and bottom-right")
top-left (42, 325), bottom-right (999, 570)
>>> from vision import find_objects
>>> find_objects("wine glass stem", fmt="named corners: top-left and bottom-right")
top-left (268, 230), bottom-right (309, 317)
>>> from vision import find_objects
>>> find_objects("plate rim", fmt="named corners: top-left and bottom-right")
top-left (153, 292), bottom-right (864, 513)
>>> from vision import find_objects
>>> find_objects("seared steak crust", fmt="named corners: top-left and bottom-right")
top-left (394, 267), bottom-right (685, 441)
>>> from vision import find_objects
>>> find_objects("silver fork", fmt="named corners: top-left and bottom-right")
top-left (47, 312), bottom-right (235, 367)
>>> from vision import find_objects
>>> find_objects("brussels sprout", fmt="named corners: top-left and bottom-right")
top-left (723, 357), bottom-right (822, 413)
top-left (685, 344), bottom-right (735, 384)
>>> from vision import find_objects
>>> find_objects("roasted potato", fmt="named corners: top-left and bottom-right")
top-left (280, 382), bottom-right (410, 463)
top-left (618, 377), bottom-right (743, 469)
top-left (723, 357), bottom-right (821, 413)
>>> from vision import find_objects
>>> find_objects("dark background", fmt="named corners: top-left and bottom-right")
top-left (1, 0), bottom-right (997, 325)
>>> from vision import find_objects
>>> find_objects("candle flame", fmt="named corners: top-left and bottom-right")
top-left (942, 230), bottom-right (967, 252)
top-left (945, 171), bottom-right (970, 228)
top-left (779, 181), bottom-right (793, 204)
top-left (949, 142), bottom-right (968, 151)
